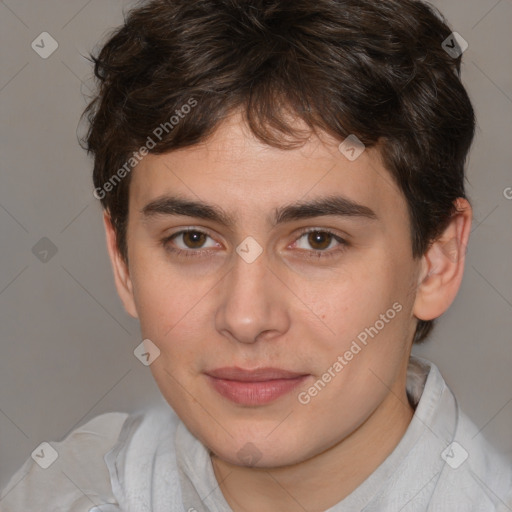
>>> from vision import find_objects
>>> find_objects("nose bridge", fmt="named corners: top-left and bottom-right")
top-left (215, 249), bottom-right (289, 344)
top-left (231, 254), bottom-right (266, 299)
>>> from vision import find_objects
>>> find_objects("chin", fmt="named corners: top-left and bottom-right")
top-left (207, 431), bottom-right (313, 469)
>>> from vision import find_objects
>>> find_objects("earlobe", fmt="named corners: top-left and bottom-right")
top-left (413, 198), bottom-right (472, 322)
top-left (103, 212), bottom-right (139, 319)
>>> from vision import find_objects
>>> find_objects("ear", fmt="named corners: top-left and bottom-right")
top-left (413, 198), bottom-right (472, 322)
top-left (103, 212), bottom-right (138, 319)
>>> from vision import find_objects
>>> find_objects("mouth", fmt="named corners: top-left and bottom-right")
top-left (205, 367), bottom-right (310, 406)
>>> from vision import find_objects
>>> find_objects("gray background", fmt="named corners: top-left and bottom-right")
top-left (0, 0), bottom-right (511, 491)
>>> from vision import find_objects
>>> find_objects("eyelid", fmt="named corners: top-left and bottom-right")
top-left (296, 225), bottom-right (346, 235)
top-left (165, 226), bottom-right (218, 241)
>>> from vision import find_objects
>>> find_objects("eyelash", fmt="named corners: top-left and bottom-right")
top-left (160, 227), bottom-right (349, 260)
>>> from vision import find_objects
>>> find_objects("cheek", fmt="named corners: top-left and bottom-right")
top-left (304, 259), bottom-right (412, 375)
top-left (130, 251), bottom-right (212, 338)
top-left (299, 263), bottom-right (392, 339)
top-left (129, 257), bottom-right (224, 384)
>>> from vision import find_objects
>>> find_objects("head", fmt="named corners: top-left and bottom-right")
top-left (84, 0), bottom-right (474, 467)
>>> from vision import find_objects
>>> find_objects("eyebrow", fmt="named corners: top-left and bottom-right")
top-left (140, 194), bottom-right (377, 227)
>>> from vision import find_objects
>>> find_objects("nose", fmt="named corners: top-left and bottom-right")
top-left (214, 248), bottom-right (291, 344)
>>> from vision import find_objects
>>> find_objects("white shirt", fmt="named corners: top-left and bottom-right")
top-left (1, 356), bottom-right (511, 511)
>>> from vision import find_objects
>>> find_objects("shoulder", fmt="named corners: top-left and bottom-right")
top-left (104, 402), bottom-right (185, 511)
top-left (0, 411), bottom-right (129, 512)
top-left (431, 399), bottom-right (512, 510)
top-left (407, 357), bottom-right (512, 510)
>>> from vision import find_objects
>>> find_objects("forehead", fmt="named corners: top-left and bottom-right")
top-left (128, 113), bottom-right (405, 223)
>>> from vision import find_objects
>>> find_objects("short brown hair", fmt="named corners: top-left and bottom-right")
top-left (83, 0), bottom-right (475, 343)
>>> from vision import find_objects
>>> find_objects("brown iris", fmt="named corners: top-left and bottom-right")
top-left (182, 231), bottom-right (207, 248)
top-left (307, 231), bottom-right (332, 250)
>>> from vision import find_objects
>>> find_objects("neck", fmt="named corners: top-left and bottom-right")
top-left (211, 380), bottom-right (415, 512)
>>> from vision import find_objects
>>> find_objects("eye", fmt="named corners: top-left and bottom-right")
top-left (173, 230), bottom-right (215, 250)
top-left (161, 228), bottom-right (220, 256)
top-left (292, 229), bottom-right (348, 257)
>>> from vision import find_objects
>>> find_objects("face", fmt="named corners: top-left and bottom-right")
top-left (118, 113), bottom-right (421, 468)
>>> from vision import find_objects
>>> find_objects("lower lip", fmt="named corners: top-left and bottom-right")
top-left (207, 375), bottom-right (309, 406)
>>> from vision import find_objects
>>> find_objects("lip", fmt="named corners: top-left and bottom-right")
top-left (205, 367), bottom-right (310, 406)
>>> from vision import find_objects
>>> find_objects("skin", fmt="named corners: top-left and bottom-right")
top-left (104, 111), bottom-right (472, 511)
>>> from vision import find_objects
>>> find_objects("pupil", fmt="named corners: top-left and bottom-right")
top-left (308, 231), bottom-right (331, 250)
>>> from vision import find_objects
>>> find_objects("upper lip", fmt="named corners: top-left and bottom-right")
top-left (206, 367), bottom-right (308, 381)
